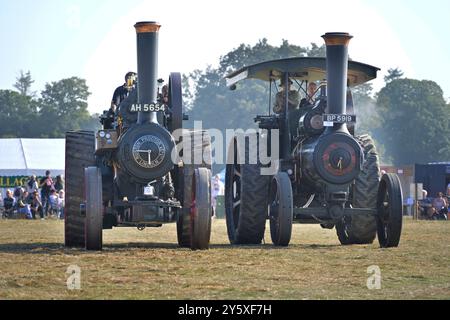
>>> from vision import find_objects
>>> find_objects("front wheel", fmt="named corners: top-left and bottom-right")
top-left (269, 172), bottom-right (293, 247)
top-left (190, 168), bottom-right (212, 250)
top-left (377, 174), bottom-right (403, 248)
top-left (85, 167), bottom-right (103, 251)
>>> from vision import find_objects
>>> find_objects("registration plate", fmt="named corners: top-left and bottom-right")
top-left (129, 103), bottom-right (166, 113)
top-left (323, 114), bottom-right (356, 127)
top-left (144, 186), bottom-right (155, 196)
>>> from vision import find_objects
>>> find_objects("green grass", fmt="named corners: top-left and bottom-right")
top-left (0, 218), bottom-right (449, 300)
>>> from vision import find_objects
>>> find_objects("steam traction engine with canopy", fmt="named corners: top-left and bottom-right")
top-left (224, 33), bottom-right (403, 247)
top-left (65, 22), bottom-right (212, 251)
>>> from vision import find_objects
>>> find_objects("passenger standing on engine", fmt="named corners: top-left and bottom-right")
top-left (160, 85), bottom-right (169, 106)
top-left (300, 82), bottom-right (318, 108)
top-left (307, 82), bottom-right (318, 104)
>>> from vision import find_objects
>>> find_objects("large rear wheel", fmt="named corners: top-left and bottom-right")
top-left (65, 131), bottom-right (96, 248)
top-left (85, 167), bottom-right (103, 251)
top-left (336, 134), bottom-right (379, 245)
top-left (377, 173), bottom-right (403, 248)
top-left (225, 133), bottom-right (271, 245)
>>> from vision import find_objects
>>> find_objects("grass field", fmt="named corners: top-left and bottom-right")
top-left (0, 218), bottom-right (449, 300)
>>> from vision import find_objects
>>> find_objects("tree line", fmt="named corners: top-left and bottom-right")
top-left (0, 71), bottom-right (99, 138)
top-left (1, 40), bottom-right (449, 168)
top-left (183, 39), bottom-right (450, 169)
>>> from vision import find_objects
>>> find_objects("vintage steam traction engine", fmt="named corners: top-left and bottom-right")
top-left (65, 22), bottom-right (212, 251)
top-left (225, 33), bottom-right (403, 248)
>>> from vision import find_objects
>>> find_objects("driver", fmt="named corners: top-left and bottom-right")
top-left (111, 72), bottom-right (137, 109)
top-left (273, 78), bottom-right (300, 114)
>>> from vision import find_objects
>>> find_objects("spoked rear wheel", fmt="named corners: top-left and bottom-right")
top-left (269, 172), bottom-right (293, 247)
top-left (190, 168), bottom-right (212, 250)
top-left (377, 173), bottom-right (403, 248)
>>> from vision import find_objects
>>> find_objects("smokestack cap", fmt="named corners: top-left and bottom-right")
top-left (135, 21), bottom-right (161, 34)
top-left (322, 33), bottom-right (353, 46)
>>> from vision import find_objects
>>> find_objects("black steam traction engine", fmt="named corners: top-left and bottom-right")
top-left (64, 22), bottom-right (212, 251)
top-left (225, 33), bottom-right (403, 248)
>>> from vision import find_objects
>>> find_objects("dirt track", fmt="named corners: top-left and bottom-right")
top-left (0, 218), bottom-right (449, 300)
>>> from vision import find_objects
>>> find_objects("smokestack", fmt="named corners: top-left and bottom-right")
top-left (135, 21), bottom-right (161, 124)
top-left (322, 33), bottom-right (353, 119)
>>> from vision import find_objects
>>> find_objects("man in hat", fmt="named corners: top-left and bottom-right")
top-left (111, 72), bottom-right (137, 109)
top-left (273, 78), bottom-right (300, 114)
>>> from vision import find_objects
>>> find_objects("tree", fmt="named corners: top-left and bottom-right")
top-left (0, 90), bottom-right (37, 138)
top-left (14, 70), bottom-right (35, 97)
top-left (37, 77), bottom-right (92, 137)
top-left (376, 79), bottom-right (450, 165)
top-left (384, 68), bottom-right (404, 83)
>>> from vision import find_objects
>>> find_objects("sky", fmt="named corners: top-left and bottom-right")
top-left (1, 0), bottom-right (449, 114)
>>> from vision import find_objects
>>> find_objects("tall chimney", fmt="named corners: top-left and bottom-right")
top-left (322, 33), bottom-right (353, 131)
top-left (135, 21), bottom-right (161, 124)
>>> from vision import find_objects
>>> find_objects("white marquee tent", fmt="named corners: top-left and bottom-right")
top-left (0, 139), bottom-right (65, 177)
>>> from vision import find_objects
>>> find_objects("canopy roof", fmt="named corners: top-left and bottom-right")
top-left (0, 139), bottom-right (65, 176)
top-left (226, 57), bottom-right (380, 88)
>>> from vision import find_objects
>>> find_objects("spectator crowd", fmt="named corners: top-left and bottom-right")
top-left (418, 186), bottom-right (450, 221)
top-left (0, 170), bottom-right (65, 220)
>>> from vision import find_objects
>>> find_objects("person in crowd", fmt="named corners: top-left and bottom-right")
top-left (30, 191), bottom-right (44, 220)
top-left (49, 190), bottom-right (59, 217)
top-left (40, 170), bottom-right (55, 217)
top-left (13, 186), bottom-right (23, 201)
top-left (0, 192), bottom-right (3, 219)
top-left (418, 190), bottom-right (433, 220)
top-left (17, 191), bottom-right (32, 219)
top-left (27, 175), bottom-right (39, 194)
top-left (3, 189), bottom-right (16, 218)
top-left (54, 175), bottom-right (64, 193)
top-left (211, 175), bottom-right (225, 218)
top-left (431, 192), bottom-right (448, 220)
top-left (57, 190), bottom-right (65, 220)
